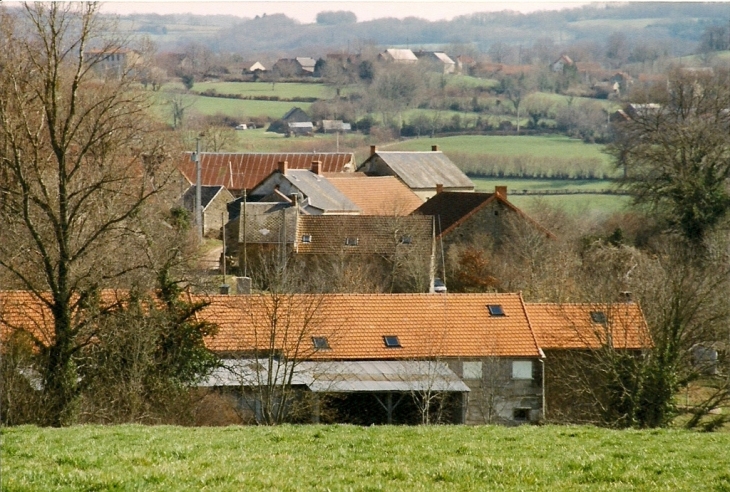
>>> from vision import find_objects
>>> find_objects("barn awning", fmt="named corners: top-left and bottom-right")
top-left (201, 359), bottom-right (470, 393)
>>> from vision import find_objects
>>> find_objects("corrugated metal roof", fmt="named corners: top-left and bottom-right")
top-left (178, 152), bottom-right (356, 192)
top-left (365, 152), bottom-right (474, 190)
top-left (202, 359), bottom-right (470, 393)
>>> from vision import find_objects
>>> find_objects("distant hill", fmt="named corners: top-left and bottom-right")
top-left (110, 3), bottom-right (730, 57)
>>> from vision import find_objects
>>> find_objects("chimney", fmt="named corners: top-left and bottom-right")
top-left (311, 160), bottom-right (322, 176)
top-left (436, 183), bottom-right (444, 195)
top-left (278, 160), bottom-right (288, 174)
top-left (370, 145), bottom-right (377, 156)
top-left (219, 284), bottom-right (230, 295)
top-left (495, 186), bottom-right (507, 197)
top-left (236, 276), bottom-right (252, 295)
top-left (432, 145), bottom-right (439, 152)
top-left (619, 291), bottom-right (632, 303)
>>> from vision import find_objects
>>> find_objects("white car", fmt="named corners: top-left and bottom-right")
top-left (235, 123), bottom-right (247, 130)
top-left (433, 278), bottom-right (447, 293)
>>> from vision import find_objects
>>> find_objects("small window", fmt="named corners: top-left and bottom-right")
top-left (513, 408), bottom-right (530, 421)
top-left (487, 305), bottom-right (505, 316)
top-left (301, 234), bottom-right (312, 243)
top-left (512, 360), bottom-right (533, 379)
top-left (312, 336), bottom-right (330, 350)
top-left (463, 361), bottom-right (483, 379)
top-left (399, 235), bottom-right (412, 245)
top-left (590, 311), bottom-right (607, 324)
top-left (344, 237), bottom-right (359, 246)
top-left (383, 336), bottom-right (401, 348)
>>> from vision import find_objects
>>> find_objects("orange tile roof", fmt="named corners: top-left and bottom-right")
top-left (178, 153), bottom-right (356, 192)
top-left (1, 291), bottom-right (55, 348)
top-left (525, 303), bottom-right (651, 350)
top-left (1, 290), bottom-right (131, 348)
top-left (324, 173), bottom-right (424, 215)
top-left (197, 293), bottom-right (541, 359)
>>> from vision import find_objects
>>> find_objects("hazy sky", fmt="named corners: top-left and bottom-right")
top-left (99, 1), bottom-right (594, 23)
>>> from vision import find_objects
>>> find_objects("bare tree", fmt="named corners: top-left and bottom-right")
top-left (0, 3), bottom-right (178, 426)
top-left (229, 251), bottom-right (332, 425)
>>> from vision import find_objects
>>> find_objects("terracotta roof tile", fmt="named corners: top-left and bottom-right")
top-left (198, 293), bottom-right (541, 359)
top-left (526, 303), bottom-right (651, 350)
top-left (178, 153), bottom-right (356, 192)
top-left (325, 173), bottom-right (424, 215)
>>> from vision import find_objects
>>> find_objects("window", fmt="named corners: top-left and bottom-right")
top-left (383, 336), bottom-right (401, 348)
top-left (513, 408), bottom-right (530, 421)
top-left (301, 234), bottom-right (312, 243)
top-left (399, 235), bottom-right (412, 245)
top-left (590, 311), bottom-right (607, 324)
top-left (463, 361), bottom-right (483, 379)
top-left (312, 336), bottom-right (330, 350)
top-left (512, 360), bottom-right (533, 379)
top-left (344, 237), bottom-right (359, 246)
top-left (487, 304), bottom-right (505, 316)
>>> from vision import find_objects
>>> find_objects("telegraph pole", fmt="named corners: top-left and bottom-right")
top-left (194, 136), bottom-right (203, 242)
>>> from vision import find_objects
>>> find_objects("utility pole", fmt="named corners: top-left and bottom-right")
top-left (194, 135), bottom-right (203, 242)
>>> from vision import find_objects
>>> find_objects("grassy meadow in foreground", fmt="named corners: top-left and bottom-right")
top-left (3, 425), bottom-right (730, 491)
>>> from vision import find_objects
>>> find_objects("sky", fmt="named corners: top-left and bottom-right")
top-left (98, 1), bottom-right (594, 23)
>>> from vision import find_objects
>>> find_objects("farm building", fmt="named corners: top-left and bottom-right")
top-left (1, 290), bottom-right (651, 426)
top-left (177, 151), bottom-right (356, 196)
top-left (181, 185), bottom-right (235, 238)
top-left (413, 186), bottom-right (554, 248)
top-left (358, 145), bottom-right (474, 200)
top-left (267, 107), bottom-right (312, 134)
top-left (197, 292), bottom-right (545, 425)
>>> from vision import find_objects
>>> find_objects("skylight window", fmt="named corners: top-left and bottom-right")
top-left (383, 336), bottom-right (401, 348)
top-left (344, 237), bottom-right (359, 246)
top-left (312, 336), bottom-right (330, 350)
top-left (590, 311), bottom-right (607, 324)
top-left (399, 235), bottom-right (412, 245)
top-left (487, 305), bottom-right (505, 316)
top-left (301, 234), bottom-right (312, 243)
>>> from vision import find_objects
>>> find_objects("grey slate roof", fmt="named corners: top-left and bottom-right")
top-left (182, 185), bottom-right (225, 212)
top-left (365, 151), bottom-right (474, 190)
top-left (284, 170), bottom-right (360, 214)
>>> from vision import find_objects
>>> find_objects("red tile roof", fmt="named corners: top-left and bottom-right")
top-left (525, 303), bottom-right (651, 350)
top-left (178, 153), bottom-right (356, 192)
top-left (197, 293), bottom-right (542, 359)
top-left (324, 173), bottom-right (424, 215)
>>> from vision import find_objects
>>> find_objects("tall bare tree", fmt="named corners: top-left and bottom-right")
top-left (0, 3), bottom-right (178, 425)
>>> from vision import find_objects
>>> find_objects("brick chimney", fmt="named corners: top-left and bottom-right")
top-left (370, 145), bottom-right (377, 156)
top-left (278, 160), bottom-right (288, 174)
top-left (311, 160), bottom-right (322, 176)
top-left (432, 145), bottom-right (439, 152)
top-left (436, 183), bottom-right (444, 194)
top-left (495, 185), bottom-right (507, 197)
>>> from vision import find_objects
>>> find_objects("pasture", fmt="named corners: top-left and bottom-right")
top-left (387, 135), bottom-right (611, 163)
top-left (3, 425), bottom-right (729, 491)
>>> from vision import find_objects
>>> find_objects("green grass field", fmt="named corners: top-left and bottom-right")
top-left (387, 135), bottom-right (611, 163)
top-left (3, 425), bottom-right (729, 491)
top-left (471, 178), bottom-right (630, 216)
top-left (193, 81), bottom-right (335, 99)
